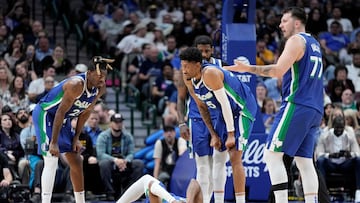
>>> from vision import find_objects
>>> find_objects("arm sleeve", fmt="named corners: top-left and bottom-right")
top-left (213, 87), bottom-right (235, 132)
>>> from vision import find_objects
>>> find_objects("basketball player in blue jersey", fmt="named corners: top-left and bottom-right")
top-left (180, 47), bottom-right (257, 203)
top-left (176, 35), bottom-right (227, 203)
top-left (225, 7), bottom-right (323, 203)
top-left (117, 174), bottom-right (203, 203)
top-left (32, 56), bottom-right (114, 203)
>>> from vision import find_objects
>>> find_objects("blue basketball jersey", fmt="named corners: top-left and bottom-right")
top-left (282, 33), bottom-right (324, 114)
top-left (187, 57), bottom-right (223, 119)
top-left (192, 64), bottom-right (257, 122)
top-left (37, 73), bottom-right (99, 118)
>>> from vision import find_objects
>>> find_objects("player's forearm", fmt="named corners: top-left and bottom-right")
top-left (249, 65), bottom-right (280, 78)
top-left (198, 104), bottom-right (216, 135)
top-left (177, 98), bottom-right (187, 124)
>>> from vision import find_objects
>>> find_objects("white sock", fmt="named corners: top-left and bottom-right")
top-left (150, 180), bottom-right (175, 203)
top-left (214, 192), bottom-right (225, 203)
top-left (305, 194), bottom-right (318, 203)
top-left (235, 193), bottom-right (246, 203)
top-left (41, 156), bottom-right (58, 203)
top-left (74, 191), bottom-right (85, 203)
top-left (117, 175), bottom-right (151, 203)
top-left (274, 190), bottom-right (288, 202)
top-left (355, 189), bottom-right (360, 202)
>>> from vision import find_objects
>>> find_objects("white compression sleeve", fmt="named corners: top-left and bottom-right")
top-left (213, 150), bottom-right (228, 203)
top-left (294, 156), bottom-right (318, 203)
top-left (195, 154), bottom-right (212, 203)
top-left (213, 87), bottom-right (234, 132)
top-left (117, 174), bottom-right (154, 203)
top-left (41, 156), bottom-right (58, 203)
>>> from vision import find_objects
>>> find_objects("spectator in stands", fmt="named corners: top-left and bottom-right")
top-left (305, 7), bottom-right (328, 37)
top-left (153, 124), bottom-right (187, 190)
top-left (84, 0), bottom-right (108, 55)
top-left (34, 75), bottom-right (55, 104)
top-left (256, 82), bottom-right (268, 108)
top-left (316, 116), bottom-right (360, 202)
top-left (151, 61), bottom-right (176, 114)
top-left (326, 65), bottom-right (355, 98)
top-left (23, 44), bottom-right (40, 77)
top-left (256, 38), bottom-right (275, 66)
top-left (346, 51), bottom-right (360, 92)
top-left (84, 110), bottom-right (102, 148)
top-left (35, 36), bottom-right (53, 61)
top-left (341, 88), bottom-right (357, 110)
top-left (326, 6), bottom-right (353, 35)
top-left (0, 24), bottom-right (12, 56)
top-left (319, 21), bottom-right (350, 64)
top-left (13, 59), bottom-right (36, 90)
top-left (0, 113), bottom-right (24, 178)
top-left (41, 45), bottom-right (73, 76)
top-left (1, 75), bottom-right (29, 113)
top-left (344, 109), bottom-right (360, 132)
top-left (24, 20), bottom-right (43, 45)
top-left (116, 22), bottom-right (150, 55)
top-left (28, 65), bottom-right (58, 103)
top-left (94, 101), bottom-right (112, 131)
top-left (138, 46), bottom-right (164, 96)
top-left (3, 38), bottom-right (24, 70)
top-left (261, 97), bottom-right (277, 133)
top-left (99, 7), bottom-right (126, 52)
top-left (126, 43), bottom-right (151, 86)
top-left (264, 77), bottom-right (282, 103)
top-left (96, 113), bottom-right (144, 200)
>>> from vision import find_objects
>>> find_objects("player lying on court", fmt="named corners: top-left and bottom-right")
top-left (116, 174), bottom-right (203, 203)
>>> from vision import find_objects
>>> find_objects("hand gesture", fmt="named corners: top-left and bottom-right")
top-left (210, 133), bottom-right (221, 150)
top-left (72, 137), bottom-right (82, 153)
top-left (179, 124), bottom-right (190, 141)
top-left (49, 141), bottom-right (60, 157)
top-left (225, 131), bottom-right (235, 150)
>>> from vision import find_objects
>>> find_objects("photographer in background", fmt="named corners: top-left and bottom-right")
top-left (316, 116), bottom-right (360, 201)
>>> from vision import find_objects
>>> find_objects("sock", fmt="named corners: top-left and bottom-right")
top-left (214, 192), bottom-right (225, 203)
top-left (41, 156), bottom-right (58, 203)
top-left (305, 194), bottom-right (318, 203)
top-left (117, 175), bottom-right (150, 203)
top-left (355, 189), bottom-right (360, 202)
top-left (274, 190), bottom-right (288, 202)
top-left (150, 180), bottom-right (175, 203)
top-left (74, 191), bottom-right (85, 203)
top-left (235, 193), bottom-right (245, 203)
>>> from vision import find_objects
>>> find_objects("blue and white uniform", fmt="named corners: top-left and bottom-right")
top-left (187, 57), bottom-right (223, 156)
top-left (192, 63), bottom-right (257, 151)
top-left (267, 33), bottom-right (324, 158)
top-left (33, 73), bottom-right (99, 156)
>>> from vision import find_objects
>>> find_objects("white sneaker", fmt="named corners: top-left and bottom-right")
top-left (355, 190), bottom-right (360, 202)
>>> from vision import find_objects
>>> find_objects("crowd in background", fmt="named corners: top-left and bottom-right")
top-left (0, 0), bottom-right (359, 202)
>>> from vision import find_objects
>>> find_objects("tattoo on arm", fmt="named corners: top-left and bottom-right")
top-left (198, 104), bottom-right (216, 135)
top-left (252, 65), bottom-right (274, 77)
